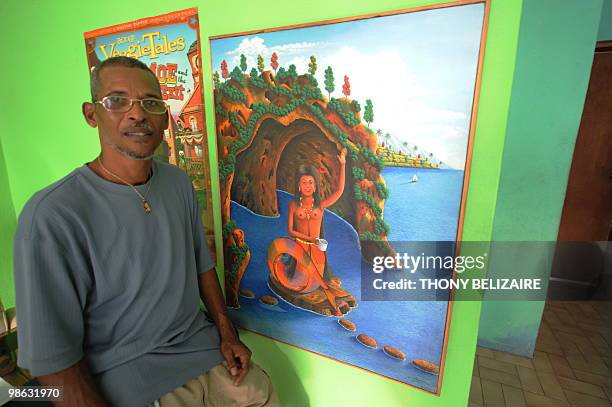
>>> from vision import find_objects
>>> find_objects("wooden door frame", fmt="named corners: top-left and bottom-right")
top-left (596, 40), bottom-right (612, 53)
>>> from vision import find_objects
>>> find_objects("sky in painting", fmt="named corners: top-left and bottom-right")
top-left (210, 3), bottom-right (484, 169)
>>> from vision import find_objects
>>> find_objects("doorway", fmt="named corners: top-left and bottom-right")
top-left (552, 41), bottom-right (612, 300)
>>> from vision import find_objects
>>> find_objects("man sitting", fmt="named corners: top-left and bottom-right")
top-left (13, 56), bottom-right (279, 407)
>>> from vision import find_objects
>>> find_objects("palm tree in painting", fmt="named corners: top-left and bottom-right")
top-left (383, 133), bottom-right (391, 152)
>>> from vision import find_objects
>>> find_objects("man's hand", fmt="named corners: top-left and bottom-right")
top-left (220, 337), bottom-right (252, 386)
top-left (197, 269), bottom-right (253, 386)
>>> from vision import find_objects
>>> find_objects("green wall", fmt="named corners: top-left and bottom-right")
top-left (0, 137), bottom-right (16, 309)
top-left (599, 0), bottom-right (612, 40)
top-left (477, 0), bottom-right (603, 357)
top-left (0, 0), bottom-right (525, 405)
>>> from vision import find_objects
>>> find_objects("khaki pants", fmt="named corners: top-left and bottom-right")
top-left (155, 362), bottom-right (281, 407)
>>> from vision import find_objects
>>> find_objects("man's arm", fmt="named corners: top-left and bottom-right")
top-left (13, 204), bottom-right (103, 406)
top-left (198, 269), bottom-right (251, 385)
top-left (37, 360), bottom-right (108, 407)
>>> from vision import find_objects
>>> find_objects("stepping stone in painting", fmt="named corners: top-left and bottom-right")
top-left (239, 288), bottom-right (255, 299)
top-left (356, 334), bottom-right (377, 349)
top-left (412, 359), bottom-right (439, 375)
top-left (259, 295), bottom-right (278, 305)
top-left (383, 346), bottom-right (406, 361)
top-left (338, 319), bottom-right (357, 332)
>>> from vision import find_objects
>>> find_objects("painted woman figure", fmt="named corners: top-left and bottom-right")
top-left (267, 148), bottom-right (356, 316)
top-left (287, 150), bottom-right (348, 278)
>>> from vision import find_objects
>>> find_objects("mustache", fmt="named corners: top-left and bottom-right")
top-left (122, 124), bottom-right (153, 134)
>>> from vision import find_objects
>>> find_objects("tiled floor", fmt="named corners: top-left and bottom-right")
top-left (469, 301), bottom-right (612, 407)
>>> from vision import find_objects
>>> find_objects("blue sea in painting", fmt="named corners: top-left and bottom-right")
top-left (228, 167), bottom-right (464, 392)
top-left (383, 167), bottom-right (465, 242)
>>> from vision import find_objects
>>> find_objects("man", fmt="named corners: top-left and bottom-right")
top-left (13, 56), bottom-right (279, 407)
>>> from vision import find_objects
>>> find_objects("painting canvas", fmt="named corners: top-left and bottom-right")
top-left (211, 1), bottom-right (486, 393)
top-left (84, 9), bottom-right (216, 253)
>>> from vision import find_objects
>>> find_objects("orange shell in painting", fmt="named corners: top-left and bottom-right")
top-left (412, 359), bottom-right (440, 374)
top-left (383, 346), bottom-right (406, 361)
top-left (338, 319), bottom-right (356, 332)
top-left (356, 334), bottom-right (377, 349)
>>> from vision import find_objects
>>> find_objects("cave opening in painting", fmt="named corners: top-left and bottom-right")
top-left (212, 0), bottom-right (487, 393)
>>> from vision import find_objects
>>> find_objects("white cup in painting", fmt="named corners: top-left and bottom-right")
top-left (316, 238), bottom-right (328, 252)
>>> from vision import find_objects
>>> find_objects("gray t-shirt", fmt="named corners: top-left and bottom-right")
top-left (13, 160), bottom-right (223, 406)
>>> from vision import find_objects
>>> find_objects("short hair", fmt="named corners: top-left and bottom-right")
top-left (90, 56), bottom-right (160, 101)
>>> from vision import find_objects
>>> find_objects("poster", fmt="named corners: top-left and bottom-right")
top-left (84, 9), bottom-right (216, 253)
top-left (211, 0), bottom-right (488, 393)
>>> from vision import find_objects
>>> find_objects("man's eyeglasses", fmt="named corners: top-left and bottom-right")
top-left (95, 96), bottom-right (168, 115)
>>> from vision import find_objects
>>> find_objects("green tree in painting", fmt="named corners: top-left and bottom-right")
top-left (364, 99), bottom-right (374, 127)
top-left (381, 132), bottom-right (388, 140)
top-left (257, 54), bottom-right (265, 73)
top-left (212, 71), bottom-right (220, 89)
top-left (230, 66), bottom-right (244, 85)
top-left (308, 55), bottom-right (317, 75)
top-left (250, 67), bottom-right (258, 79)
top-left (240, 54), bottom-right (247, 72)
top-left (287, 64), bottom-right (298, 79)
top-left (324, 66), bottom-right (335, 99)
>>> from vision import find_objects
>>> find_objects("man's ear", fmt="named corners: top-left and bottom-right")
top-left (164, 110), bottom-right (170, 130)
top-left (82, 102), bottom-right (98, 128)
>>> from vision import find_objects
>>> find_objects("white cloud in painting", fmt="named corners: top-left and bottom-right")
top-left (227, 37), bottom-right (267, 56)
top-left (407, 106), bottom-right (467, 124)
top-left (271, 41), bottom-right (323, 54)
top-left (224, 37), bottom-right (326, 70)
top-left (223, 37), bottom-right (267, 68)
top-left (284, 56), bottom-right (310, 73)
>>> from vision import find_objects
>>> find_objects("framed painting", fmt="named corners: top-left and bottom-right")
top-left (210, 0), bottom-right (488, 393)
top-left (84, 8), bottom-right (217, 254)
